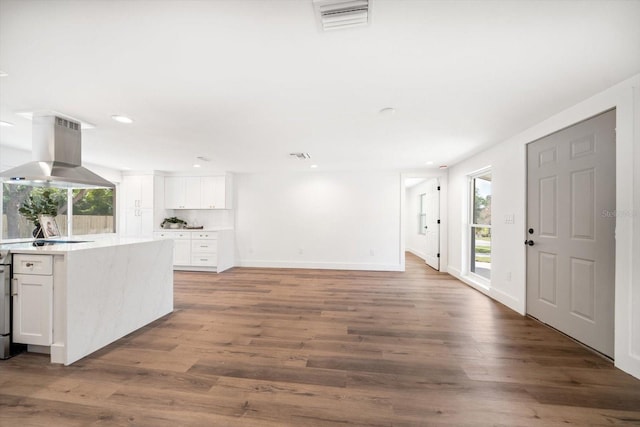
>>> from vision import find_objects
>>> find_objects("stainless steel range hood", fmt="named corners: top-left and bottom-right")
top-left (0, 115), bottom-right (114, 188)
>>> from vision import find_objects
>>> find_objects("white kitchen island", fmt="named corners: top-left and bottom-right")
top-left (0, 237), bottom-right (173, 365)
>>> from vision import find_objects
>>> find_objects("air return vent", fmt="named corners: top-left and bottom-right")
top-left (313, 0), bottom-right (370, 31)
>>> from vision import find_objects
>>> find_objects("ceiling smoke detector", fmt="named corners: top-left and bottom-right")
top-left (289, 152), bottom-right (311, 160)
top-left (313, 0), bottom-right (371, 32)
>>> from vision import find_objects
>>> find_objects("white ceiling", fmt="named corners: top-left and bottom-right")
top-left (1, 0), bottom-right (639, 174)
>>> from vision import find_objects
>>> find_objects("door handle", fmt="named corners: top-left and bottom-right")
top-left (524, 240), bottom-right (535, 246)
top-left (11, 278), bottom-right (18, 296)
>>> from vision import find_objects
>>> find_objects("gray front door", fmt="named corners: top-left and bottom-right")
top-left (526, 109), bottom-right (616, 358)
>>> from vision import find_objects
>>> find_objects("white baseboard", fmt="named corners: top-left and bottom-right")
top-left (406, 248), bottom-right (427, 261)
top-left (237, 259), bottom-right (404, 272)
top-left (490, 287), bottom-right (524, 315)
top-left (448, 265), bottom-right (524, 314)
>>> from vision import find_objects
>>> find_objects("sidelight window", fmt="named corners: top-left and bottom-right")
top-left (469, 170), bottom-right (492, 280)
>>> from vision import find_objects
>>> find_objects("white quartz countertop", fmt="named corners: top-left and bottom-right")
top-left (0, 236), bottom-right (159, 253)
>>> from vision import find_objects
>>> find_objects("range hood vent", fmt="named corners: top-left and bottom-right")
top-left (313, 0), bottom-right (371, 31)
top-left (0, 115), bottom-right (114, 189)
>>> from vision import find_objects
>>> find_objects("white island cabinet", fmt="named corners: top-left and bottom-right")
top-left (12, 254), bottom-right (53, 346)
top-left (1, 237), bottom-right (173, 365)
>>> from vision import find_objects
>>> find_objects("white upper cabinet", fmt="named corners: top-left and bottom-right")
top-left (123, 175), bottom-right (154, 210)
top-left (164, 176), bottom-right (201, 209)
top-left (165, 175), bottom-right (231, 209)
top-left (200, 176), bottom-right (227, 209)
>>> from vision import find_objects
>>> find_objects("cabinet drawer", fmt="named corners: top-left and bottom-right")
top-left (154, 231), bottom-right (191, 240)
top-left (191, 254), bottom-right (217, 266)
top-left (191, 239), bottom-right (217, 253)
top-left (13, 255), bottom-right (53, 275)
top-left (192, 232), bottom-right (217, 240)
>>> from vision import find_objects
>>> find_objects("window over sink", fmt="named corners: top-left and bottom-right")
top-left (1, 184), bottom-right (115, 239)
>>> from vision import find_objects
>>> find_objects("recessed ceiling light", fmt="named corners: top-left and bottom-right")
top-left (0, 120), bottom-right (14, 127)
top-left (0, 71), bottom-right (8, 77)
top-left (193, 164), bottom-right (201, 168)
top-left (310, 164), bottom-right (318, 168)
top-left (111, 115), bottom-right (133, 124)
top-left (379, 107), bottom-right (396, 115)
top-left (425, 161), bottom-right (434, 165)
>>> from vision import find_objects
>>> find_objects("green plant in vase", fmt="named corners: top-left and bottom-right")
top-left (18, 188), bottom-right (65, 237)
top-left (161, 217), bottom-right (187, 229)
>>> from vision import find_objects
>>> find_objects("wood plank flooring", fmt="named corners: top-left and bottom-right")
top-left (1, 253), bottom-right (640, 426)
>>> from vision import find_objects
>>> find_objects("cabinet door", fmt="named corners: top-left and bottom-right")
top-left (122, 208), bottom-right (141, 237)
top-left (201, 176), bottom-right (226, 209)
top-left (174, 239), bottom-right (191, 265)
top-left (139, 209), bottom-right (154, 237)
top-left (184, 177), bottom-right (201, 209)
top-left (165, 177), bottom-right (185, 209)
top-left (139, 175), bottom-right (155, 209)
top-left (123, 175), bottom-right (141, 209)
top-left (12, 274), bottom-right (53, 346)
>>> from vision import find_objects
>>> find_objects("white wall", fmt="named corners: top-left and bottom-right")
top-left (234, 171), bottom-right (402, 271)
top-left (447, 73), bottom-right (640, 379)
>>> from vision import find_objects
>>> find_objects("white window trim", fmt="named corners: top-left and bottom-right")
top-left (465, 167), bottom-right (492, 287)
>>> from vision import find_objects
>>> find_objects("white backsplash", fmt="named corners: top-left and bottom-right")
top-left (167, 209), bottom-right (234, 229)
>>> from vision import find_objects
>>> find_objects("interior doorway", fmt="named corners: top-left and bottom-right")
top-left (403, 176), bottom-right (442, 271)
top-left (526, 109), bottom-right (616, 358)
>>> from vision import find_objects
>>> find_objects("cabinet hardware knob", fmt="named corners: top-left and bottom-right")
top-left (25, 262), bottom-right (34, 267)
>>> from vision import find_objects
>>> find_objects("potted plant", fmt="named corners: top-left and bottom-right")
top-left (18, 189), bottom-right (64, 238)
top-left (161, 216), bottom-right (187, 229)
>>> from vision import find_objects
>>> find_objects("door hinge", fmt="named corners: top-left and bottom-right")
top-left (437, 253), bottom-right (440, 258)
top-left (437, 186), bottom-right (441, 191)
top-left (437, 219), bottom-right (441, 224)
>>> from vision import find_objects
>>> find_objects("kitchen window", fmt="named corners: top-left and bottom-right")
top-left (469, 169), bottom-right (492, 281)
top-left (1, 184), bottom-right (114, 239)
top-left (71, 188), bottom-right (115, 235)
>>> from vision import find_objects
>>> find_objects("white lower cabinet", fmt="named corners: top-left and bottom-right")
top-left (153, 230), bottom-right (233, 272)
top-left (191, 237), bottom-right (218, 266)
top-left (12, 255), bottom-right (53, 346)
top-left (154, 231), bottom-right (190, 265)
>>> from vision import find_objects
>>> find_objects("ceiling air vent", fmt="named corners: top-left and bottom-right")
top-left (289, 152), bottom-right (311, 160)
top-left (313, 0), bottom-right (371, 32)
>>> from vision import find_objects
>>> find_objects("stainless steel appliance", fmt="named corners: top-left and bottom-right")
top-left (0, 250), bottom-right (25, 359)
top-left (0, 114), bottom-right (114, 189)
top-left (0, 250), bottom-right (12, 358)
